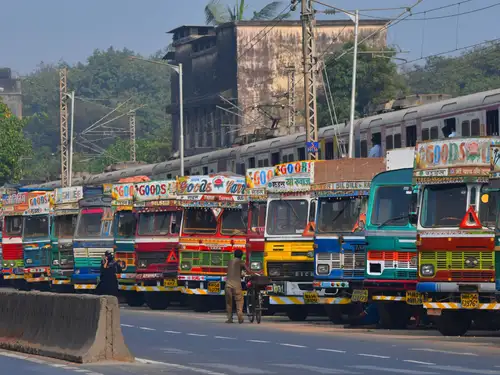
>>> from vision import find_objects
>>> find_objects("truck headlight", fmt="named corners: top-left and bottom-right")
top-left (250, 261), bottom-right (262, 271)
top-left (60, 259), bottom-right (67, 265)
top-left (211, 255), bottom-right (221, 265)
top-left (268, 267), bottom-right (280, 277)
top-left (53, 260), bottom-right (59, 266)
top-left (420, 264), bottom-right (435, 276)
top-left (317, 264), bottom-right (330, 275)
top-left (10, 262), bottom-right (15, 267)
top-left (180, 261), bottom-right (192, 270)
top-left (25, 259), bottom-right (32, 265)
top-left (139, 261), bottom-right (147, 268)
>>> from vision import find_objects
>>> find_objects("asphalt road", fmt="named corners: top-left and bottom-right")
top-left (5, 304), bottom-right (500, 374)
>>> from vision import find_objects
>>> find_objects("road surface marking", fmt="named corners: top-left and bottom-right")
top-left (404, 360), bottom-right (435, 365)
top-left (350, 365), bottom-right (439, 374)
top-left (214, 336), bottom-right (236, 340)
top-left (274, 363), bottom-right (357, 374)
top-left (139, 327), bottom-right (156, 331)
top-left (247, 339), bottom-right (270, 343)
top-left (279, 343), bottom-right (307, 348)
top-left (357, 354), bottom-right (390, 359)
top-left (120, 324), bottom-right (135, 328)
top-left (187, 333), bottom-right (207, 337)
top-left (410, 348), bottom-right (478, 356)
top-left (317, 348), bottom-right (347, 354)
top-left (164, 330), bottom-right (181, 334)
top-left (194, 363), bottom-right (272, 374)
top-left (427, 365), bottom-right (500, 374)
top-left (136, 357), bottom-right (227, 375)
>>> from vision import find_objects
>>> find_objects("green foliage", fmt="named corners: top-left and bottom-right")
top-left (318, 44), bottom-right (408, 127)
top-left (0, 100), bottom-right (32, 184)
top-left (404, 43), bottom-right (500, 96)
top-left (21, 47), bottom-right (172, 181)
top-left (204, 0), bottom-right (290, 25)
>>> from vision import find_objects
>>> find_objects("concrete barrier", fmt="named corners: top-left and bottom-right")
top-left (0, 290), bottom-right (133, 363)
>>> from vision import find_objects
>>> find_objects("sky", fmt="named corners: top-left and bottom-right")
top-left (1, 0), bottom-right (499, 75)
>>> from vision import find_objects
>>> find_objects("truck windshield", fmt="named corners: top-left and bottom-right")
top-left (317, 196), bottom-right (367, 233)
top-left (23, 215), bottom-right (49, 238)
top-left (371, 186), bottom-right (415, 227)
top-left (76, 209), bottom-right (103, 237)
top-left (421, 183), bottom-right (467, 228)
top-left (182, 208), bottom-right (217, 234)
top-left (54, 215), bottom-right (76, 238)
top-left (250, 202), bottom-right (267, 232)
top-left (221, 207), bottom-right (247, 235)
top-left (116, 211), bottom-right (136, 238)
top-left (138, 211), bottom-right (181, 236)
top-left (479, 189), bottom-right (500, 231)
top-left (266, 199), bottom-right (309, 236)
top-left (4, 215), bottom-right (22, 236)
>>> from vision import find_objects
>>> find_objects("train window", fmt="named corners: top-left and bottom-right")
top-left (422, 128), bottom-right (429, 141)
top-left (471, 119), bottom-right (480, 136)
top-left (167, 174), bottom-right (172, 179)
top-left (325, 141), bottom-right (334, 160)
top-left (263, 159), bottom-right (269, 167)
top-left (394, 134), bottom-right (402, 149)
top-left (385, 135), bottom-right (393, 150)
top-left (487, 110), bottom-right (499, 135)
top-left (406, 125), bottom-right (417, 147)
top-left (258, 160), bottom-right (264, 167)
top-left (271, 152), bottom-right (280, 166)
top-left (282, 155), bottom-right (288, 163)
top-left (203, 167), bottom-right (208, 174)
top-left (360, 140), bottom-right (368, 157)
top-left (443, 118), bottom-right (456, 137)
top-left (288, 153), bottom-right (294, 162)
top-left (430, 126), bottom-right (439, 140)
top-left (248, 157), bottom-right (256, 168)
top-left (297, 147), bottom-right (306, 160)
top-left (461, 121), bottom-right (470, 137)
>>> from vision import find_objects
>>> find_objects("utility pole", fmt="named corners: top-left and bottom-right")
top-left (348, 10), bottom-right (359, 158)
top-left (59, 68), bottom-right (69, 187)
top-left (68, 91), bottom-right (75, 186)
top-left (128, 110), bottom-right (136, 162)
top-left (286, 65), bottom-right (296, 135)
top-left (300, 0), bottom-right (319, 160)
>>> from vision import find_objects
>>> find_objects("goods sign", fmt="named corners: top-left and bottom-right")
top-left (134, 180), bottom-right (176, 202)
top-left (267, 174), bottom-right (311, 193)
top-left (26, 193), bottom-right (51, 215)
top-left (274, 160), bottom-right (315, 177)
top-left (246, 167), bottom-right (275, 189)
top-left (112, 183), bottom-right (135, 202)
top-left (490, 141), bottom-right (500, 179)
top-left (2, 193), bottom-right (27, 207)
top-left (177, 175), bottom-right (245, 196)
top-left (54, 187), bottom-right (83, 205)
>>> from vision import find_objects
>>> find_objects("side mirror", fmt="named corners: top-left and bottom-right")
top-left (171, 222), bottom-right (177, 233)
top-left (409, 212), bottom-right (418, 225)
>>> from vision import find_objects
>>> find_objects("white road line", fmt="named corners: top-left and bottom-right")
top-left (279, 343), bottom-right (307, 348)
top-left (136, 357), bottom-right (228, 375)
top-left (404, 360), bottom-right (435, 366)
top-left (274, 363), bottom-right (356, 374)
top-left (247, 339), bottom-right (270, 343)
top-left (50, 364), bottom-right (69, 368)
top-left (139, 327), bottom-right (156, 331)
top-left (410, 348), bottom-right (478, 356)
top-left (194, 363), bottom-right (272, 374)
top-left (358, 353), bottom-right (390, 359)
top-left (120, 324), bottom-right (135, 328)
top-left (164, 330), bottom-right (181, 334)
top-left (351, 365), bottom-right (438, 374)
top-left (428, 365), bottom-right (500, 374)
top-left (187, 333), bottom-right (207, 337)
top-left (214, 336), bottom-right (236, 340)
top-left (317, 348), bottom-right (347, 354)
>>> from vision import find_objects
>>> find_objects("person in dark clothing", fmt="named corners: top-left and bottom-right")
top-left (96, 250), bottom-right (122, 296)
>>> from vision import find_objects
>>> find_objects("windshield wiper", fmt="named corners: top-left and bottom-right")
top-left (376, 215), bottom-right (408, 228)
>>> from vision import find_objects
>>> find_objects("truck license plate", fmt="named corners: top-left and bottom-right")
top-left (351, 289), bottom-right (368, 303)
top-left (208, 281), bottom-right (220, 293)
top-left (303, 291), bottom-right (320, 304)
top-left (405, 291), bottom-right (423, 305)
top-left (164, 279), bottom-right (177, 287)
top-left (460, 293), bottom-right (479, 309)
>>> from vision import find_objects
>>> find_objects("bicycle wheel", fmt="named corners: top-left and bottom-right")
top-left (256, 291), bottom-right (263, 324)
top-left (246, 289), bottom-right (255, 323)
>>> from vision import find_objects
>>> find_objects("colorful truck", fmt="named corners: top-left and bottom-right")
top-left (362, 148), bottom-right (419, 328)
top-left (264, 161), bottom-right (321, 321)
top-left (51, 186), bottom-right (83, 290)
top-left (23, 192), bottom-right (52, 288)
top-left (72, 185), bottom-right (114, 291)
top-left (2, 192), bottom-right (28, 285)
top-left (416, 137), bottom-right (497, 336)
top-left (177, 174), bottom-right (247, 312)
top-left (133, 179), bottom-right (182, 310)
top-left (312, 158), bottom-right (385, 322)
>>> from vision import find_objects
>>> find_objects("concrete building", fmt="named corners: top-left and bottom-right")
top-left (0, 68), bottom-right (22, 118)
top-left (164, 19), bottom-right (388, 156)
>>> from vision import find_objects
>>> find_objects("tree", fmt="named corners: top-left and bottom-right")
top-left (0, 100), bottom-right (32, 184)
top-left (204, 0), bottom-right (290, 25)
top-left (318, 43), bottom-right (408, 127)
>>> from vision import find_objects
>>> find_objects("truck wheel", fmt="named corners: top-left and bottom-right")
top-left (126, 292), bottom-right (145, 307)
top-left (145, 294), bottom-right (169, 310)
top-left (437, 311), bottom-right (471, 336)
top-left (190, 295), bottom-right (211, 312)
top-left (286, 306), bottom-right (308, 321)
top-left (378, 303), bottom-right (411, 329)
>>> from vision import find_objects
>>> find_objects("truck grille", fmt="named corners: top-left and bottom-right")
top-left (267, 261), bottom-right (314, 281)
top-left (368, 251), bottom-right (416, 270)
top-left (316, 250), bottom-right (365, 271)
top-left (420, 251), bottom-right (494, 271)
top-left (24, 249), bottom-right (49, 267)
top-left (181, 251), bottom-right (233, 267)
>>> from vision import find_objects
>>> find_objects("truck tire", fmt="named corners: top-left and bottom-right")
top-left (378, 303), bottom-right (411, 329)
top-left (126, 292), bottom-right (145, 307)
top-left (286, 306), bottom-right (308, 321)
top-left (145, 294), bottom-right (169, 310)
top-left (190, 295), bottom-right (211, 312)
top-left (437, 310), bottom-right (471, 336)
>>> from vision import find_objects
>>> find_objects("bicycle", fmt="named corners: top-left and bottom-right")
top-left (245, 275), bottom-right (271, 324)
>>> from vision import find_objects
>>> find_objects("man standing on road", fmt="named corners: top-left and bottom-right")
top-left (225, 249), bottom-right (253, 324)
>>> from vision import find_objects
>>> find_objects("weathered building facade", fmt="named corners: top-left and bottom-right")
top-left (0, 68), bottom-right (22, 118)
top-left (165, 19), bottom-right (388, 155)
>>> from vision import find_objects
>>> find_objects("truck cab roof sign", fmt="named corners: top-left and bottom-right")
top-left (54, 186), bottom-right (83, 205)
top-left (133, 180), bottom-right (176, 202)
top-left (177, 175), bottom-right (245, 196)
